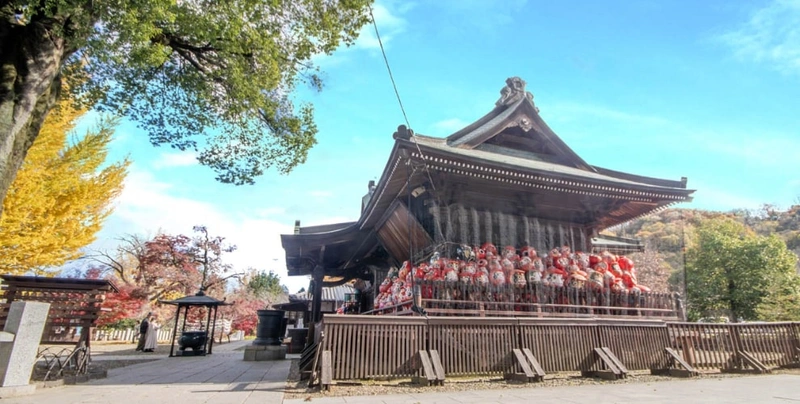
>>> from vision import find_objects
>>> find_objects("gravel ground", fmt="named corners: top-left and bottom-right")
top-left (284, 360), bottom-right (800, 400)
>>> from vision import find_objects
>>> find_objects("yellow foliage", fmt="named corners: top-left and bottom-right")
top-left (158, 290), bottom-right (184, 303)
top-left (0, 99), bottom-right (129, 275)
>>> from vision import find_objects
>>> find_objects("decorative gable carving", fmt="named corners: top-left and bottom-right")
top-left (446, 77), bottom-right (595, 172)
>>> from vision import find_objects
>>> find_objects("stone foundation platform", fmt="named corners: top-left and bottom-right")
top-left (243, 345), bottom-right (287, 361)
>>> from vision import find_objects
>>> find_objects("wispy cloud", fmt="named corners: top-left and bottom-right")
top-left (546, 102), bottom-right (670, 127)
top-left (311, 1), bottom-right (409, 67)
top-left (94, 166), bottom-right (307, 292)
top-left (695, 130), bottom-right (800, 169)
top-left (309, 190), bottom-right (332, 198)
top-left (432, 0), bottom-right (528, 35)
top-left (256, 207), bottom-right (287, 217)
top-left (543, 100), bottom-right (800, 172)
top-left (431, 118), bottom-right (468, 135)
top-left (719, 0), bottom-right (800, 74)
top-left (690, 181), bottom-right (766, 211)
top-left (355, 2), bottom-right (409, 50)
top-left (152, 151), bottom-right (197, 169)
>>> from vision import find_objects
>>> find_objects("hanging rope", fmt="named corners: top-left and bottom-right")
top-left (368, 4), bottom-right (410, 129)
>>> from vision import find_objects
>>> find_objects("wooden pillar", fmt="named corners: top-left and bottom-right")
top-left (169, 305), bottom-right (181, 357)
top-left (205, 305), bottom-right (213, 354)
top-left (208, 306), bottom-right (218, 354)
top-left (311, 265), bottom-right (325, 323)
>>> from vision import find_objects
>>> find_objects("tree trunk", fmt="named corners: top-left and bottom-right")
top-left (0, 18), bottom-right (67, 218)
top-left (727, 277), bottom-right (740, 323)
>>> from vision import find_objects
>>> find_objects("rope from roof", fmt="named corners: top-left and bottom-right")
top-left (368, 3), bottom-right (442, 266)
top-left (368, 4), bottom-right (410, 129)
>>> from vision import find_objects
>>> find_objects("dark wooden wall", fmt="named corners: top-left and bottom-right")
top-left (426, 201), bottom-right (590, 253)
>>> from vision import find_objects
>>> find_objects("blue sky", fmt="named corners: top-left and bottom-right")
top-left (79, 0), bottom-right (800, 292)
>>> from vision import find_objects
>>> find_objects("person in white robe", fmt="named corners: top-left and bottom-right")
top-left (143, 315), bottom-right (160, 352)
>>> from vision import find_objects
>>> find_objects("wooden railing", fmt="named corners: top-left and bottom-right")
top-left (322, 315), bottom-right (427, 380)
top-left (667, 322), bottom-right (800, 371)
top-left (596, 319), bottom-right (671, 371)
top-left (372, 280), bottom-right (678, 319)
top-left (427, 317), bottom-right (517, 376)
top-left (517, 318), bottom-right (602, 372)
top-left (319, 314), bottom-right (800, 382)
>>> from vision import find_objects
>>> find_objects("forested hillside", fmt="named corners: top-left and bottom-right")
top-left (605, 204), bottom-right (800, 294)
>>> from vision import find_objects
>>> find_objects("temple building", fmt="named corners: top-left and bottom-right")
top-left (281, 77), bottom-right (694, 322)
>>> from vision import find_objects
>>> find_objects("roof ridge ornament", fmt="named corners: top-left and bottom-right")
top-left (495, 77), bottom-right (538, 111)
top-left (393, 124), bottom-right (414, 140)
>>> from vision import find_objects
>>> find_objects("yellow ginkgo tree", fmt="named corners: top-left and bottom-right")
top-left (0, 99), bottom-right (129, 275)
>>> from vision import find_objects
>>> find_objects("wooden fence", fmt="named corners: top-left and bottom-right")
top-left (92, 328), bottom-right (172, 343)
top-left (667, 322), bottom-right (800, 372)
top-left (322, 316), bottom-right (426, 380)
top-left (319, 314), bottom-right (800, 382)
top-left (91, 323), bottom-right (245, 344)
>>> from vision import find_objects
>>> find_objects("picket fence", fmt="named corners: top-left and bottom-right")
top-left (92, 323), bottom-right (245, 343)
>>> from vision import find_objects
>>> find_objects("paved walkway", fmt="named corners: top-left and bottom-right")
top-left (8, 341), bottom-right (290, 404)
top-left (284, 374), bottom-right (800, 404)
top-left (9, 341), bottom-right (800, 403)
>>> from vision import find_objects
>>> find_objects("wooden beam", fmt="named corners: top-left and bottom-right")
top-left (429, 350), bottom-right (446, 384)
top-left (509, 349), bottom-right (536, 381)
top-left (665, 347), bottom-right (697, 376)
top-left (601, 347), bottom-right (629, 375)
top-left (738, 350), bottom-right (770, 373)
top-left (591, 347), bottom-right (624, 379)
top-left (412, 350), bottom-right (437, 386)
top-left (522, 348), bottom-right (547, 378)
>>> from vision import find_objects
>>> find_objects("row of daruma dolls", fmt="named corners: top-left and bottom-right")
top-left (374, 243), bottom-right (651, 310)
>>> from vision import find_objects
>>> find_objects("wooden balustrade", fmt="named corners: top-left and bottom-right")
top-left (318, 314), bottom-right (800, 383)
top-left (667, 322), bottom-right (800, 371)
top-left (406, 280), bottom-right (677, 319)
top-left (321, 315), bottom-right (427, 380)
top-left (427, 317), bottom-right (517, 376)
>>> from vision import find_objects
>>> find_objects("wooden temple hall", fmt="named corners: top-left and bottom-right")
top-left (281, 77), bottom-right (695, 325)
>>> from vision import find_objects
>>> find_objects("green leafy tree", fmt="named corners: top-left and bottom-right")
top-left (0, 0), bottom-right (372, 217)
top-left (685, 217), bottom-right (799, 322)
top-left (247, 269), bottom-right (287, 299)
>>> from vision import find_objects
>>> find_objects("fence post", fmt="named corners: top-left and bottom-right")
top-left (674, 293), bottom-right (686, 322)
top-left (729, 324), bottom-right (743, 370)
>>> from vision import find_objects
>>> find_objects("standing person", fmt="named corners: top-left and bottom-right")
top-left (135, 313), bottom-right (150, 352)
top-left (143, 314), bottom-right (160, 352)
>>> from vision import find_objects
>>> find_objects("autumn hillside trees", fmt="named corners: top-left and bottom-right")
top-left (92, 226), bottom-right (287, 331)
top-left (0, 97), bottom-right (128, 275)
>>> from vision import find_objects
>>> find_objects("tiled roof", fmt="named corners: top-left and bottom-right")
top-left (288, 284), bottom-right (357, 303)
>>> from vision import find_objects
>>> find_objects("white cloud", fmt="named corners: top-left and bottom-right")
top-left (719, 0), bottom-right (800, 74)
top-left (431, 118), bottom-right (468, 135)
top-left (312, 1), bottom-right (409, 67)
top-left (546, 102), bottom-right (670, 127)
top-left (309, 190), bottom-right (333, 198)
top-left (696, 131), bottom-right (800, 170)
top-left (543, 100), bottom-right (800, 173)
top-left (256, 207), bottom-right (287, 217)
top-left (354, 2), bottom-right (409, 50)
top-left (432, 0), bottom-right (528, 36)
top-left (94, 165), bottom-right (308, 293)
top-left (689, 182), bottom-right (766, 211)
top-left (152, 151), bottom-right (197, 169)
